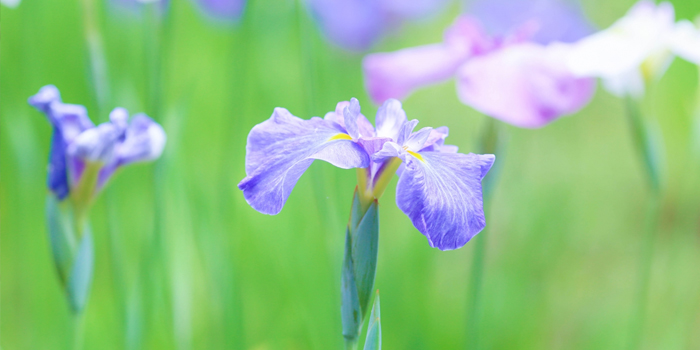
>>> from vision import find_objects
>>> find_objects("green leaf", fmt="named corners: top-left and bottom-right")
top-left (67, 228), bottom-right (94, 313)
top-left (46, 196), bottom-right (78, 286)
top-left (625, 97), bottom-right (664, 192)
top-left (350, 200), bottom-right (378, 320)
top-left (341, 229), bottom-right (361, 343)
top-left (363, 291), bottom-right (381, 350)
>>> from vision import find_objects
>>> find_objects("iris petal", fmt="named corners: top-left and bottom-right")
top-left (29, 85), bottom-right (94, 200)
top-left (239, 108), bottom-right (370, 215)
top-left (395, 151), bottom-right (495, 250)
top-left (375, 99), bottom-right (407, 141)
top-left (457, 43), bottom-right (595, 128)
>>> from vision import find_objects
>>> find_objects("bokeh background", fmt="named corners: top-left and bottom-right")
top-left (2, 0), bottom-right (700, 349)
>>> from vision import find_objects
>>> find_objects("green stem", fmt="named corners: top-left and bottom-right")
top-left (627, 194), bottom-right (661, 350)
top-left (467, 117), bottom-right (504, 350)
top-left (624, 96), bottom-right (663, 350)
top-left (73, 313), bottom-right (86, 350)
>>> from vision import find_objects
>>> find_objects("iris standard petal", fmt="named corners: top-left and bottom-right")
top-left (239, 108), bottom-right (370, 215)
top-left (419, 126), bottom-right (449, 152)
top-left (396, 152), bottom-right (495, 250)
top-left (403, 127), bottom-right (432, 152)
top-left (396, 119), bottom-right (419, 146)
top-left (325, 100), bottom-right (374, 138)
top-left (97, 114), bottom-right (166, 189)
top-left (457, 43), bottom-right (595, 128)
top-left (343, 98), bottom-right (361, 139)
top-left (375, 99), bottom-right (407, 141)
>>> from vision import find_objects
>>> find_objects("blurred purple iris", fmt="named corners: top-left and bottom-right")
top-left (110, 0), bottom-right (170, 14)
top-left (363, 0), bottom-right (596, 128)
top-left (238, 98), bottom-right (494, 250)
top-left (29, 85), bottom-right (166, 201)
top-left (195, 0), bottom-right (245, 21)
top-left (469, 0), bottom-right (593, 44)
top-left (306, 0), bottom-right (451, 51)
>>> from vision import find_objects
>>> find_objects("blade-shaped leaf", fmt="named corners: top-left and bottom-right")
top-left (363, 291), bottom-right (381, 350)
top-left (341, 229), bottom-right (361, 343)
top-left (67, 228), bottom-right (94, 313)
top-left (351, 200), bottom-right (378, 319)
top-left (46, 195), bottom-right (78, 286)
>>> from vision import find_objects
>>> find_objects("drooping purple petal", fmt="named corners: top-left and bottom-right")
top-left (29, 85), bottom-right (94, 200)
top-left (395, 151), bottom-right (495, 250)
top-left (363, 16), bottom-right (491, 103)
top-left (469, 0), bottom-right (594, 44)
top-left (239, 108), bottom-right (370, 215)
top-left (195, 0), bottom-right (245, 21)
top-left (456, 42), bottom-right (595, 128)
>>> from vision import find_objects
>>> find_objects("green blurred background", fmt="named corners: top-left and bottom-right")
top-left (2, 0), bottom-right (700, 348)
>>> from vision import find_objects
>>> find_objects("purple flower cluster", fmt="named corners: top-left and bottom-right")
top-left (306, 0), bottom-right (450, 51)
top-left (239, 98), bottom-right (494, 250)
top-left (363, 0), bottom-right (596, 128)
top-left (29, 85), bottom-right (166, 201)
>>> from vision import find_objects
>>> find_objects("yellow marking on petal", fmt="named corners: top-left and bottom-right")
top-left (406, 149), bottom-right (424, 162)
top-left (329, 133), bottom-right (352, 141)
top-left (402, 145), bottom-right (425, 161)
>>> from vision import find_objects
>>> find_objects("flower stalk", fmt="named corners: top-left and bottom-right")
top-left (624, 95), bottom-right (663, 350)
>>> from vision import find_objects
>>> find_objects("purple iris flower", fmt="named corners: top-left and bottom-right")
top-left (194, 0), bottom-right (245, 21)
top-left (469, 0), bottom-right (594, 44)
top-left (29, 85), bottom-right (166, 201)
top-left (363, 4), bottom-right (596, 128)
top-left (238, 98), bottom-right (494, 250)
top-left (306, 0), bottom-right (450, 51)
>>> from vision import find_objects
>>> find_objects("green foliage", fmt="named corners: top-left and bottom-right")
top-left (2, 0), bottom-right (700, 349)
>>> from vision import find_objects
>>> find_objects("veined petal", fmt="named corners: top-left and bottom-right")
top-left (396, 151), bottom-right (495, 250)
top-left (375, 99), bottom-right (407, 141)
top-left (325, 100), bottom-right (375, 138)
top-left (396, 119), bottom-right (419, 146)
top-left (419, 126), bottom-right (449, 152)
top-left (372, 141), bottom-right (402, 163)
top-left (343, 98), bottom-right (361, 139)
top-left (457, 42), bottom-right (595, 128)
top-left (404, 127), bottom-right (432, 152)
top-left (239, 108), bottom-right (370, 215)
